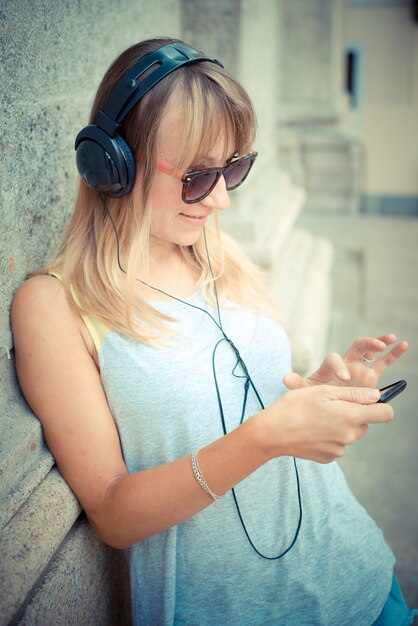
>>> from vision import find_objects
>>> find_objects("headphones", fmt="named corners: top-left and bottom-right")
top-left (75, 42), bottom-right (223, 198)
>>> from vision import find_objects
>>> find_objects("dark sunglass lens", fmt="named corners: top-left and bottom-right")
top-left (186, 171), bottom-right (218, 202)
top-left (225, 157), bottom-right (254, 190)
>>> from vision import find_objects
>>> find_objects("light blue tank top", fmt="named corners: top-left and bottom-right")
top-left (82, 291), bottom-right (394, 625)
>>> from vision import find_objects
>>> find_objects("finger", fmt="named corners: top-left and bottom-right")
top-left (310, 352), bottom-right (351, 383)
top-left (373, 340), bottom-right (409, 375)
top-left (327, 385), bottom-right (394, 425)
top-left (363, 334), bottom-right (398, 361)
top-left (283, 372), bottom-right (307, 390)
top-left (323, 352), bottom-right (351, 381)
top-left (344, 337), bottom-right (388, 362)
top-left (357, 423), bottom-right (369, 439)
top-left (327, 385), bottom-right (381, 404)
top-left (356, 401), bottom-right (394, 425)
top-left (376, 333), bottom-right (398, 346)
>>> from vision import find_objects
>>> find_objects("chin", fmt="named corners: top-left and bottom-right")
top-left (151, 228), bottom-right (202, 249)
top-left (172, 229), bottom-right (203, 247)
top-left (178, 234), bottom-right (201, 247)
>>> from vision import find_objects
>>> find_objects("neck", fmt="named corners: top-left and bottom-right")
top-left (137, 244), bottom-right (200, 302)
top-left (149, 236), bottom-right (181, 267)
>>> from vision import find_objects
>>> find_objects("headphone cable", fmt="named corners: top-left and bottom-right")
top-left (103, 196), bottom-right (303, 559)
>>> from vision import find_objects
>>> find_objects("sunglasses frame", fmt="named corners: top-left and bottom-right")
top-left (157, 151), bottom-right (258, 204)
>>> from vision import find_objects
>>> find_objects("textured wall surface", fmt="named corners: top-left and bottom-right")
top-left (278, 0), bottom-right (345, 122)
top-left (181, 0), bottom-right (241, 75)
top-left (0, 1), bottom-right (181, 624)
top-left (0, 0), bottom-right (180, 391)
top-left (0, 1), bottom-right (334, 623)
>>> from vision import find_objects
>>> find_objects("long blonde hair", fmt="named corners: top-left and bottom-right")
top-left (41, 37), bottom-right (281, 343)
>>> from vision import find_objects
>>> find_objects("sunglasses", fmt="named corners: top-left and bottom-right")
top-left (157, 151), bottom-right (258, 204)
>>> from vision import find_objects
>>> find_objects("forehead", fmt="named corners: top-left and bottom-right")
top-left (156, 89), bottom-right (236, 167)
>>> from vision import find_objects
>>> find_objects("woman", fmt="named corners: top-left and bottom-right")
top-left (11, 37), bottom-right (416, 625)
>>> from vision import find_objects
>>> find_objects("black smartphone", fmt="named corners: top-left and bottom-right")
top-left (378, 379), bottom-right (407, 403)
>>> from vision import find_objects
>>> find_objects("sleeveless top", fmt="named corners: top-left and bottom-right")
top-left (56, 276), bottom-right (395, 625)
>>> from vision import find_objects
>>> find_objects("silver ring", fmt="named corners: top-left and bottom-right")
top-left (360, 356), bottom-right (375, 367)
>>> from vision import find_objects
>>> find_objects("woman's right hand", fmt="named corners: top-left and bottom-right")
top-left (256, 384), bottom-right (394, 464)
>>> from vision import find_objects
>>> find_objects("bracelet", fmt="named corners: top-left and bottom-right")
top-left (191, 450), bottom-right (223, 504)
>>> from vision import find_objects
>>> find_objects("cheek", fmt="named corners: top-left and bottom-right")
top-left (151, 172), bottom-right (182, 206)
top-left (149, 193), bottom-right (178, 241)
top-left (148, 174), bottom-right (205, 247)
top-left (149, 179), bottom-right (184, 233)
top-left (150, 207), bottom-right (171, 236)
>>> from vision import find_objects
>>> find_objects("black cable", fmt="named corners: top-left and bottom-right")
top-left (103, 195), bottom-right (303, 559)
top-left (211, 337), bottom-right (303, 560)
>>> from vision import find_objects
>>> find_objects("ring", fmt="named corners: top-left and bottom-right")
top-left (360, 356), bottom-right (375, 367)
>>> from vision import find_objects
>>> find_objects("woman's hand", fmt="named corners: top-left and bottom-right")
top-left (283, 334), bottom-right (408, 391)
top-left (257, 384), bottom-right (393, 464)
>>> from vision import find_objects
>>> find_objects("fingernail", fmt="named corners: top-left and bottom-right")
top-left (338, 369), bottom-right (350, 380)
top-left (368, 389), bottom-right (380, 401)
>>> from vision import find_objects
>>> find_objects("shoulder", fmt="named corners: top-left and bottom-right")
top-left (12, 274), bottom-right (74, 327)
top-left (12, 273), bottom-right (62, 317)
top-left (11, 274), bottom-right (96, 361)
top-left (13, 272), bottom-right (65, 300)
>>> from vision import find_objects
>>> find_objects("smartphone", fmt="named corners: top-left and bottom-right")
top-left (378, 379), bottom-right (407, 403)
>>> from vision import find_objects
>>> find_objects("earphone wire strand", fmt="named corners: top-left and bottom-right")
top-left (103, 194), bottom-right (302, 559)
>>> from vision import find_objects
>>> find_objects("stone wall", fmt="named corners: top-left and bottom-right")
top-left (1, 1), bottom-right (334, 623)
top-left (276, 0), bottom-right (365, 213)
top-left (1, 2), bottom-right (181, 624)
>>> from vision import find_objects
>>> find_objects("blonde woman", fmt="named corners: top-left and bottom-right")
top-left (11, 38), bottom-right (416, 626)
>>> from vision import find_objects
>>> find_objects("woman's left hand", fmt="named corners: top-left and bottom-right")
top-left (283, 334), bottom-right (408, 391)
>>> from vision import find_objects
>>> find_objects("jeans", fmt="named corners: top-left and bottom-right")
top-left (372, 576), bottom-right (418, 626)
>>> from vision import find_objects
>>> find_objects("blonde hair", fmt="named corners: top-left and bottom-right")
top-left (40, 37), bottom-right (281, 344)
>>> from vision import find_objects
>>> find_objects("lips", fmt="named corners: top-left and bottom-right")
top-left (179, 213), bottom-right (209, 219)
top-left (178, 211), bottom-right (213, 226)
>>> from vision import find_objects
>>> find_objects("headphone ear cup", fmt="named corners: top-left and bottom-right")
top-left (113, 134), bottom-right (137, 196)
top-left (75, 125), bottom-right (136, 198)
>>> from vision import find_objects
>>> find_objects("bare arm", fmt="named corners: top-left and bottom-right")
top-left (11, 276), bottom-right (394, 549)
top-left (11, 276), bottom-right (267, 548)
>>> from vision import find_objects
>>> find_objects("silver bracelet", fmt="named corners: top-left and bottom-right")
top-left (191, 450), bottom-right (223, 504)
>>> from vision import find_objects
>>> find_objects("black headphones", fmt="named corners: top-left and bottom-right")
top-left (75, 42), bottom-right (223, 198)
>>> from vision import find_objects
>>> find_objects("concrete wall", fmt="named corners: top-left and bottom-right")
top-left (278, 0), bottom-right (346, 123)
top-left (1, 2), bottom-right (181, 624)
top-left (275, 0), bottom-right (366, 213)
top-left (1, 1), bottom-right (334, 623)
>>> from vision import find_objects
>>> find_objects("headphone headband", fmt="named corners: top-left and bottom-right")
top-left (98, 43), bottom-right (223, 135)
top-left (75, 42), bottom-right (224, 197)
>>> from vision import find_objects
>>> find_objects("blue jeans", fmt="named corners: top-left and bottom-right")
top-left (372, 576), bottom-right (418, 626)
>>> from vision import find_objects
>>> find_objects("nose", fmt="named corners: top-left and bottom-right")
top-left (201, 175), bottom-right (230, 210)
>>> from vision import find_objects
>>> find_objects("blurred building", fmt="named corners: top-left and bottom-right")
top-left (278, 0), bottom-right (418, 216)
top-left (1, 0), bottom-right (417, 623)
